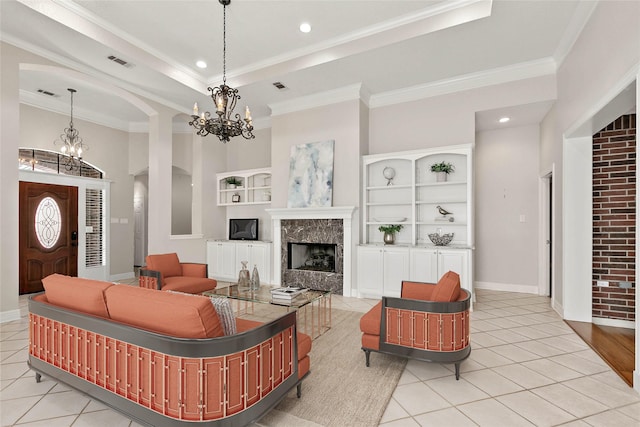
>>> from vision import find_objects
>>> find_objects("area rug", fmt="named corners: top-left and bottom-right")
top-left (259, 309), bottom-right (407, 426)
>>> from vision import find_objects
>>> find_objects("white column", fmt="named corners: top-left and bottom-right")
top-left (562, 136), bottom-right (592, 322)
top-left (0, 45), bottom-right (20, 322)
top-left (147, 110), bottom-right (173, 253)
top-left (272, 219), bottom-right (282, 285)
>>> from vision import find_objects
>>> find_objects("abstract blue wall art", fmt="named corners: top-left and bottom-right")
top-left (287, 140), bottom-right (334, 208)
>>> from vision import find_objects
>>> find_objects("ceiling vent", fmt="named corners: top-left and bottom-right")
top-left (272, 81), bottom-right (287, 90)
top-left (37, 89), bottom-right (57, 97)
top-left (108, 55), bottom-right (134, 68)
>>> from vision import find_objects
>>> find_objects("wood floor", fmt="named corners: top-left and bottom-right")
top-left (566, 320), bottom-right (635, 386)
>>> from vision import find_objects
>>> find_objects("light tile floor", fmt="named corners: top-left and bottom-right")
top-left (1, 287), bottom-right (639, 426)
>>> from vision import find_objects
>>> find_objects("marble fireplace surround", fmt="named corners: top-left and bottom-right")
top-left (267, 207), bottom-right (356, 296)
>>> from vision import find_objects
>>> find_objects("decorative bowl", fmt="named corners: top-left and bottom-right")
top-left (428, 232), bottom-right (454, 246)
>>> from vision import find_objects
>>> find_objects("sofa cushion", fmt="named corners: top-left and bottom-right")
top-left (401, 281), bottom-right (436, 301)
top-left (146, 253), bottom-right (182, 278)
top-left (42, 273), bottom-right (113, 318)
top-left (431, 271), bottom-right (461, 302)
top-left (105, 285), bottom-right (224, 339)
top-left (209, 297), bottom-right (237, 335)
top-left (163, 276), bottom-right (217, 294)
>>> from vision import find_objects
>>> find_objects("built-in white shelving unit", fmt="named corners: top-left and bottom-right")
top-left (216, 167), bottom-right (271, 206)
top-left (359, 144), bottom-right (474, 299)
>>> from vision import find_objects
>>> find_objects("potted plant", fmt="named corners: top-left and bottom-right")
top-left (430, 161), bottom-right (454, 182)
top-left (225, 176), bottom-right (242, 189)
top-left (378, 224), bottom-right (403, 245)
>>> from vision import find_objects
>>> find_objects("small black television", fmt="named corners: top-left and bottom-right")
top-left (229, 218), bottom-right (259, 241)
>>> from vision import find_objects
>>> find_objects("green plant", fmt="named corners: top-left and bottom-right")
top-left (225, 176), bottom-right (242, 186)
top-left (430, 161), bottom-right (455, 174)
top-left (378, 224), bottom-right (403, 234)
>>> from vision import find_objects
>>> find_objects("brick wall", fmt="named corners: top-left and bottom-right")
top-left (592, 113), bottom-right (636, 321)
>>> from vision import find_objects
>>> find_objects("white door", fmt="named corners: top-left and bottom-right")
top-left (133, 196), bottom-right (145, 266)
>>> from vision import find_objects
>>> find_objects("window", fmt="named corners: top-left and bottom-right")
top-left (86, 189), bottom-right (104, 267)
top-left (34, 197), bottom-right (61, 249)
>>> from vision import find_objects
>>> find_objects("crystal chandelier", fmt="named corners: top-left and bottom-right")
top-left (54, 88), bottom-right (88, 170)
top-left (190, 0), bottom-right (254, 143)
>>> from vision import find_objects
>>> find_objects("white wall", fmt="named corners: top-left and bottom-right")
top-left (0, 42), bottom-right (21, 321)
top-left (475, 125), bottom-right (540, 292)
top-left (538, 1), bottom-right (639, 390)
top-left (271, 100), bottom-right (364, 209)
top-left (369, 75), bottom-right (557, 154)
top-left (539, 1), bottom-right (639, 314)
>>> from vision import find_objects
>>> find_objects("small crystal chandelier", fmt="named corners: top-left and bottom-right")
top-left (189, 0), bottom-right (254, 143)
top-left (54, 88), bottom-right (88, 170)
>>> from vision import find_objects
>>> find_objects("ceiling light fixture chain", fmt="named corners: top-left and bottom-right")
top-left (189, 0), bottom-right (254, 143)
top-left (54, 88), bottom-right (88, 171)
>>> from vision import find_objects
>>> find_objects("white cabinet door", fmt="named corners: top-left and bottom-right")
top-left (437, 248), bottom-right (470, 294)
top-left (215, 242), bottom-right (237, 280)
top-left (409, 248), bottom-right (439, 283)
top-left (236, 242), bottom-right (271, 284)
top-left (382, 248), bottom-right (410, 297)
top-left (357, 246), bottom-right (384, 297)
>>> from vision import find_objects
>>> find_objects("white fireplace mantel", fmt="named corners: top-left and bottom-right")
top-left (267, 207), bottom-right (357, 296)
top-left (266, 207), bottom-right (356, 220)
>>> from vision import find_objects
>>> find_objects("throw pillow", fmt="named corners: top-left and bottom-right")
top-left (210, 297), bottom-right (237, 335)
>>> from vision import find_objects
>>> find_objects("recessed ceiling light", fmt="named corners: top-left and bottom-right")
top-left (196, 60), bottom-right (207, 69)
top-left (499, 117), bottom-right (510, 123)
top-left (299, 22), bottom-right (311, 33)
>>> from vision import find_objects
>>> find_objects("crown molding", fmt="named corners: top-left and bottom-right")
top-left (20, 89), bottom-right (131, 132)
top-left (553, 1), bottom-right (598, 68)
top-left (18, 0), bottom-right (207, 93)
top-left (369, 57), bottom-right (557, 109)
top-left (228, 0), bottom-right (492, 88)
top-left (4, 34), bottom-right (194, 117)
top-left (269, 83), bottom-right (370, 117)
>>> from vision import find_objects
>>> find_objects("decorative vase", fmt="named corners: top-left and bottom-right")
top-left (237, 261), bottom-right (250, 289)
top-left (436, 172), bottom-right (447, 182)
top-left (383, 232), bottom-right (395, 245)
top-left (250, 265), bottom-right (260, 290)
top-left (228, 183), bottom-right (237, 189)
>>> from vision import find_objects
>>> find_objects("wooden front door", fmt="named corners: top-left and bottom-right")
top-left (19, 182), bottom-right (78, 294)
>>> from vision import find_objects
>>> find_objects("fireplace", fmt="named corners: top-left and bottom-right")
top-left (288, 242), bottom-right (336, 273)
top-left (267, 207), bottom-right (356, 296)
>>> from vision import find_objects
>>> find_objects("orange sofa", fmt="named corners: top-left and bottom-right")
top-left (139, 253), bottom-right (218, 294)
top-left (28, 274), bottom-right (311, 426)
top-left (360, 271), bottom-right (471, 380)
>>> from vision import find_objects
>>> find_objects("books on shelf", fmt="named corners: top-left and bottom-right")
top-left (270, 286), bottom-right (308, 300)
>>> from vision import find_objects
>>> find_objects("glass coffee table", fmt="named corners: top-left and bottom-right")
top-left (203, 283), bottom-right (331, 339)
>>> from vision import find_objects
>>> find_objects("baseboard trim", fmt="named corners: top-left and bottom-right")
top-left (552, 299), bottom-right (564, 318)
top-left (474, 281), bottom-right (539, 295)
top-left (110, 272), bottom-right (135, 282)
top-left (1, 309), bottom-right (21, 323)
top-left (592, 317), bottom-right (635, 330)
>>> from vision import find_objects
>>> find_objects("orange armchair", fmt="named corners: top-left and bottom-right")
top-left (360, 271), bottom-right (471, 380)
top-left (139, 252), bottom-right (217, 294)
